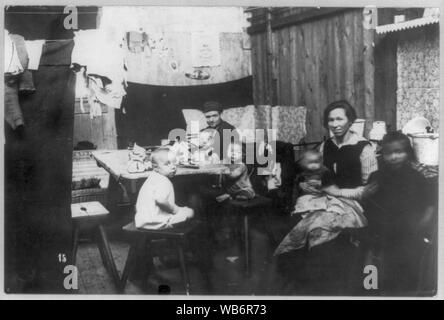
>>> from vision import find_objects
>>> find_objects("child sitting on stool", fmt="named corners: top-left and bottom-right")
top-left (135, 148), bottom-right (194, 230)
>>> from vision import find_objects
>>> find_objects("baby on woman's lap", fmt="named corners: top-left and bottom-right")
top-left (274, 150), bottom-right (367, 255)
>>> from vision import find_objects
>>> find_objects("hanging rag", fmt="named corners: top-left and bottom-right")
top-left (4, 31), bottom-right (28, 129)
top-left (25, 40), bottom-right (45, 70)
top-left (71, 29), bottom-right (127, 111)
top-left (4, 75), bottom-right (24, 129)
top-left (87, 76), bottom-right (105, 119)
top-left (10, 34), bottom-right (36, 93)
top-left (4, 30), bottom-right (24, 75)
top-left (88, 75), bottom-right (125, 109)
top-left (74, 66), bottom-right (89, 113)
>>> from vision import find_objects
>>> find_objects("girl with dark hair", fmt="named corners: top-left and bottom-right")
top-left (363, 131), bottom-right (435, 295)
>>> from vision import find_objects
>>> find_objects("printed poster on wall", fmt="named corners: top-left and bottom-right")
top-left (191, 32), bottom-right (221, 67)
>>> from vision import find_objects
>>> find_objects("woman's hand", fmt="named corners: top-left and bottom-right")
top-left (322, 185), bottom-right (341, 197)
top-left (299, 182), bottom-right (322, 195)
top-left (417, 205), bottom-right (435, 238)
top-left (361, 182), bottom-right (378, 199)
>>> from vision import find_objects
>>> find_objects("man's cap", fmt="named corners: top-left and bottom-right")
top-left (203, 101), bottom-right (223, 114)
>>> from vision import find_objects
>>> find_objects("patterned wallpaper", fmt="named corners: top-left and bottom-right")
top-left (397, 28), bottom-right (439, 131)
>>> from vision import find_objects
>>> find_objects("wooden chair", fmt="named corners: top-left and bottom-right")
top-left (224, 195), bottom-right (277, 277)
top-left (71, 201), bottom-right (120, 290)
top-left (120, 219), bottom-right (208, 295)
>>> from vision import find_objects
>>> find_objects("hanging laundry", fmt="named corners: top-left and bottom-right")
top-left (74, 66), bottom-right (89, 113)
top-left (4, 30), bottom-right (24, 75)
top-left (88, 98), bottom-right (103, 119)
top-left (88, 75), bottom-right (126, 110)
top-left (71, 29), bottom-right (127, 112)
top-left (4, 31), bottom-right (35, 129)
top-left (25, 40), bottom-right (45, 70)
top-left (10, 34), bottom-right (28, 69)
top-left (10, 34), bottom-right (36, 93)
top-left (4, 75), bottom-right (24, 129)
top-left (87, 76), bottom-right (104, 119)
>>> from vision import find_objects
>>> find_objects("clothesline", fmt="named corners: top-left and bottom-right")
top-left (5, 12), bottom-right (98, 14)
top-left (45, 39), bottom-right (74, 42)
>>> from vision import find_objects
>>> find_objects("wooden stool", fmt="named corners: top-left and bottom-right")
top-left (225, 195), bottom-right (276, 277)
top-left (120, 219), bottom-right (205, 295)
top-left (71, 201), bottom-right (120, 290)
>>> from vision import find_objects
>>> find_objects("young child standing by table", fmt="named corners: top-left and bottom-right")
top-left (135, 148), bottom-right (194, 230)
top-left (364, 131), bottom-right (435, 295)
top-left (192, 128), bottom-right (220, 165)
top-left (218, 142), bottom-right (255, 201)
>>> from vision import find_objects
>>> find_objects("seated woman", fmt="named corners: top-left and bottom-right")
top-left (275, 100), bottom-right (378, 294)
top-left (274, 149), bottom-right (367, 254)
top-left (363, 132), bottom-right (435, 295)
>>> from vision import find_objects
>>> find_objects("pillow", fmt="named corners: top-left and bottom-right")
top-left (182, 109), bottom-right (207, 132)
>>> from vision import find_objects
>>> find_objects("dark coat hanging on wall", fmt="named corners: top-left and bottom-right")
top-left (4, 6), bottom-right (97, 294)
top-left (5, 40), bottom-right (76, 294)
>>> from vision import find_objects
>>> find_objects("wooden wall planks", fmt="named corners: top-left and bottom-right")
top-left (73, 99), bottom-right (118, 150)
top-left (250, 8), bottom-right (377, 142)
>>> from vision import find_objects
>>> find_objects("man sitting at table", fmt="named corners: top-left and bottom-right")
top-left (202, 101), bottom-right (236, 161)
top-left (135, 148), bottom-right (194, 230)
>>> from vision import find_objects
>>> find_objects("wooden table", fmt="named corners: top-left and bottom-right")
top-left (91, 149), bottom-right (229, 203)
top-left (92, 149), bottom-right (229, 179)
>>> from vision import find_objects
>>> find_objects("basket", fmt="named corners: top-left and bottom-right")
top-left (410, 133), bottom-right (439, 166)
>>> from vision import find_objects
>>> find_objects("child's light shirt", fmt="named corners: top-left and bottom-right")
top-left (135, 171), bottom-right (185, 229)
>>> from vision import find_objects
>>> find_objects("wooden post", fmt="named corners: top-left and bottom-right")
top-left (362, 7), bottom-right (376, 137)
top-left (266, 8), bottom-right (275, 106)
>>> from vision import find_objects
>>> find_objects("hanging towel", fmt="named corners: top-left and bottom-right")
top-left (74, 67), bottom-right (89, 113)
top-left (25, 40), bottom-right (45, 70)
top-left (10, 34), bottom-right (36, 93)
top-left (10, 34), bottom-right (29, 69)
top-left (4, 75), bottom-right (24, 129)
top-left (4, 30), bottom-right (24, 75)
top-left (72, 29), bottom-right (126, 86)
top-left (71, 29), bottom-right (127, 110)
top-left (88, 75), bottom-right (125, 113)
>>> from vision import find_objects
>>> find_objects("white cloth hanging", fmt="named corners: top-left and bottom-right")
top-left (4, 30), bottom-right (24, 75)
top-left (71, 29), bottom-right (127, 87)
top-left (74, 67), bottom-right (89, 113)
top-left (25, 40), bottom-right (45, 70)
top-left (71, 29), bottom-right (127, 110)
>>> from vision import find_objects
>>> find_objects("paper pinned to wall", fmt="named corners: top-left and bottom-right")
top-left (191, 32), bottom-right (221, 67)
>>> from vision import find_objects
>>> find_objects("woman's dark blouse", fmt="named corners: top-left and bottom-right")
top-left (323, 138), bottom-right (370, 188)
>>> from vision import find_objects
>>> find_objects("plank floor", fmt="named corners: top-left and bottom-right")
top-left (75, 210), bottom-right (291, 295)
